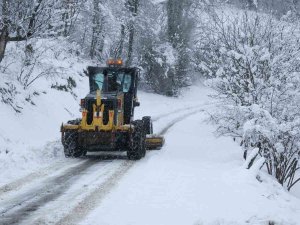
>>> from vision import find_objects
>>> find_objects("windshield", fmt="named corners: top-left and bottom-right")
top-left (91, 70), bottom-right (132, 93)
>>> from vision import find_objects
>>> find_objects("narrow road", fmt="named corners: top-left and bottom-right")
top-left (0, 105), bottom-right (209, 225)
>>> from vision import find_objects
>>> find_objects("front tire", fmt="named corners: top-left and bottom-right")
top-left (142, 116), bottom-right (153, 135)
top-left (62, 119), bottom-right (84, 158)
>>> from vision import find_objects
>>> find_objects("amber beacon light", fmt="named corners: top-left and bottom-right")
top-left (107, 58), bottom-right (123, 67)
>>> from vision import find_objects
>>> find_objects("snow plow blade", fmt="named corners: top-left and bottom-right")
top-left (145, 135), bottom-right (164, 150)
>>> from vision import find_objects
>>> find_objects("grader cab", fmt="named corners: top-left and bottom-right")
top-left (61, 59), bottom-right (164, 160)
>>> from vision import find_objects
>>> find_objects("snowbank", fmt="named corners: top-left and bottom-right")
top-left (0, 38), bottom-right (91, 183)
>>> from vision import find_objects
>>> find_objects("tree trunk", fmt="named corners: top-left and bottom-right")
top-left (28, 0), bottom-right (43, 37)
top-left (0, 26), bottom-right (9, 63)
top-left (0, 0), bottom-right (9, 63)
top-left (167, 0), bottom-right (183, 48)
top-left (115, 24), bottom-right (125, 59)
top-left (126, 0), bottom-right (139, 66)
top-left (126, 22), bottom-right (134, 66)
top-left (90, 0), bottom-right (102, 59)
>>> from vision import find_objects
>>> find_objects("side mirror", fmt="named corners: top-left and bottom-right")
top-left (134, 101), bottom-right (140, 107)
top-left (83, 69), bottom-right (88, 76)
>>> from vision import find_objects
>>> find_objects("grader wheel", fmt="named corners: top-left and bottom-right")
top-left (62, 120), bottom-right (84, 158)
top-left (142, 116), bottom-right (153, 135)
top-left (127, 120), bottom-right (146, 160)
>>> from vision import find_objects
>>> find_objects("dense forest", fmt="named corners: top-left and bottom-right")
top-left (1, 0), bottom-right (297, 94)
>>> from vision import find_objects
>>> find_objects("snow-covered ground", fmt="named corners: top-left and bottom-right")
top-left (81, 97), bottom-right (300, 225)
top-left (0, 76), bottom-right (209, 185)
top-left (0, 38), bottom-right (91, 184)
top-left (1, 82), bottom-right (300, 224)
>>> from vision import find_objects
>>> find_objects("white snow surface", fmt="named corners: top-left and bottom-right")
top-left (78, 87), bottom-right (300, 225)
top-left (80, 111), bottom-right (300, 225)
top-left (0, 76), bottom-right (211, 185)
top-left (1, 74), bottom-right (300, 224)
top-left (0, 38), bottom-right (91, 184)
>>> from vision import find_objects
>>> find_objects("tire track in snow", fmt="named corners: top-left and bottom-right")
top-left (0, 105), bottom-right (209, 225)
top-left (158, 108), bottom-right (205, 135)
top-left (54, 160), bottom-right (134, 225)
top-left (54, 109), bottom-right (206, 225)
top-left (152, 102), bottom-right (211, 122)
top-left (0, 159), bottom-right (102, 225)
top-left (0, 102), bottom-right (211, 196)
top-left (0, 160), bottom-right (85, 198)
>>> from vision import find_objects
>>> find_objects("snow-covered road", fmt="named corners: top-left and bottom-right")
top-left (0, 85), bottom-right (211, 224)
top-left (1, 85), bottom-right (300, 225)
top-left (80, 111), bottom-right (300, 225)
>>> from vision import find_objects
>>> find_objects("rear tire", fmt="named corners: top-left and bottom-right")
top-left (127, 120), bottom-right (146, 160)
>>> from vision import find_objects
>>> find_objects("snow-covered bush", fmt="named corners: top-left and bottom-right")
top-left (199, 11), bottom-right (300, 190)
top-left (0, 38), bottom-right (86, 112)
top-left (242, 105), bottom-right (300, 191)
top-left (0, 82), bottom-right (22, 113)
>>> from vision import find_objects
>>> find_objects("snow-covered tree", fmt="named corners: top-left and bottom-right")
top-left (198, 11), bottom-right (300, 190)
top-left (0, 0), bottom-right (60, 62)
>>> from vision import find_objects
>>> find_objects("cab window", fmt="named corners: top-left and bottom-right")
top-left (91, 71), bottom-right (132, 93)
top-left (123, 74), bottom-right (132, 92)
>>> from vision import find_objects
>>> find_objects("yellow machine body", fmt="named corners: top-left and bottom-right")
top-left (61, 90), bottom-right (164, 150)
top-left (61, 65), bottom-right (164, 159)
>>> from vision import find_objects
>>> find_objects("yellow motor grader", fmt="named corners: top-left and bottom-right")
top-left (60, 59), bottom-right (164, 160)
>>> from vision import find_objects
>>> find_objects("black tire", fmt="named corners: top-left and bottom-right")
top-left (127, 120), bottom-right (146, 160)
top-left (62, 119), bottom-right (84, 158)
top-left (142, 116), bottom-right (153, 135)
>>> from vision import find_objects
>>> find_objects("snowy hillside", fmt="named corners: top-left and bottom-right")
top-left (0, 38), bottom-right (91, 183)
